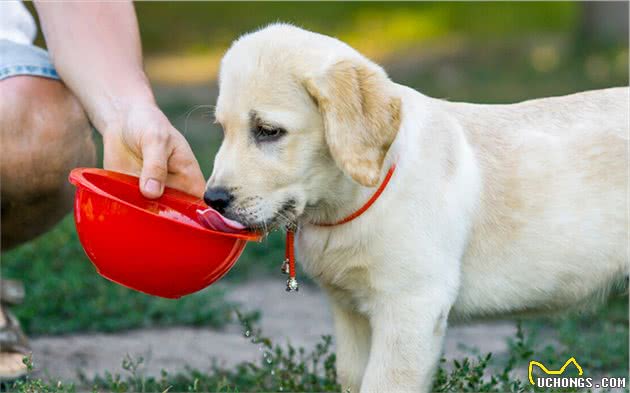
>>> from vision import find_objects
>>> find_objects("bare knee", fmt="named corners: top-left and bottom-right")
top-left (1, 76), bottom-right (96, 248)
top-left (1, 76), bottom-right (96, 195)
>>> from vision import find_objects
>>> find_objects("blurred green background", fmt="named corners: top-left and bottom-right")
top-left (3, 0), bottom-right (628, 378)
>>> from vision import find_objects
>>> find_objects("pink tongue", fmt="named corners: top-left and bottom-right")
top-left (196, 207), bottom-right (246, 233)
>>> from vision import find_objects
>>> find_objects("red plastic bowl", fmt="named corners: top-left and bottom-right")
top-left (69, 168), bottom-right (259, 299)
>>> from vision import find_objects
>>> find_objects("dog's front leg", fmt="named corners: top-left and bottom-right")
top-left (360, 287), bottom-right (454, 393)
top-left (330, 299), bottom-right (371, 393)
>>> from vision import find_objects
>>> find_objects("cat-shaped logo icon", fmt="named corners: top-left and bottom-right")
top-left (528, 357), bottom-right (583, 386)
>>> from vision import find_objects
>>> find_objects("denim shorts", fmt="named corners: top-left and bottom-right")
top-left (0, 39), bottom-right (59, 81)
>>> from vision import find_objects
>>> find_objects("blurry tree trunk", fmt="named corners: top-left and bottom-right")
top-left (579, 1), bottom-right (628, 45)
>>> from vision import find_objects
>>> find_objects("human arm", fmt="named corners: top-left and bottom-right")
top-left (34, 1), bottom-right (205, 198)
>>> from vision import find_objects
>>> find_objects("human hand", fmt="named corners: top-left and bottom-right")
top-left (101, 104), bottom-right (205, 199)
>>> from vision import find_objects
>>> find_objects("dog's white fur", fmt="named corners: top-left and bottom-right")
top-left (210, 24), bottom-right (629, 392)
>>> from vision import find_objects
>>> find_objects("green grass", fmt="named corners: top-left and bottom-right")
top-left (134, 2), bottom-right (580, 55)
top-left (5, 313), bottom-right (520, 393)
top-left (400, 40), bottom-right (627, 104)
top-left (9, 303), bottom-right (628, 393)
top-left (524, 295), bottom-right (629, 379)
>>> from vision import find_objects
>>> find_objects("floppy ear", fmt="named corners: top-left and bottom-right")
top-left (304, 60), bottom-right (401, 187)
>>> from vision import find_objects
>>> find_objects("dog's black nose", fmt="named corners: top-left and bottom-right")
top-left (204, 187), bottom-right (233, 214)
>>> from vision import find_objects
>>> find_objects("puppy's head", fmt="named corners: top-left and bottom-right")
top-left (207, 24), bottom-right (401, 231)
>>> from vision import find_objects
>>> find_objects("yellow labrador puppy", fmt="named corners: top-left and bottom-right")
top-left (206, 24), bottom-right (629, 392)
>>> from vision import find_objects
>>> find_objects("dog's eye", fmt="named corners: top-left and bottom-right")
top-left (254, 124), bottom-right (285, 142)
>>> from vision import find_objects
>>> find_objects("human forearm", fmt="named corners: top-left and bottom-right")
top-left (34, 1), bottom-right (153, 133)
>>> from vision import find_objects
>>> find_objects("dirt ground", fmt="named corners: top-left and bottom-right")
top-left (30, 279), bottom-right (518, 382)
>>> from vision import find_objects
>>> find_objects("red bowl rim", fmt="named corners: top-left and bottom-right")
top-left (69, 167), bottom-right (261, 241)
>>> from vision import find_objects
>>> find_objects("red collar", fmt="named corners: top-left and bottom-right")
top-left (283, 164), bottom-right (397, 292)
